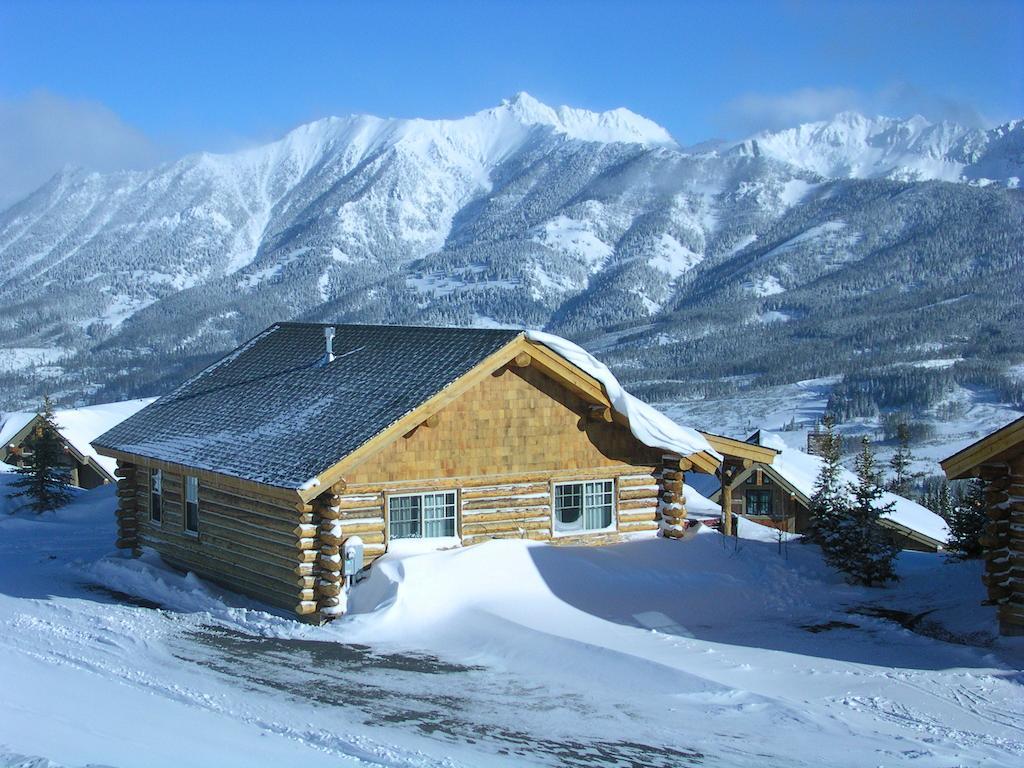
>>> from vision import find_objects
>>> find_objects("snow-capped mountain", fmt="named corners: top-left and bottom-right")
top-left (0, 94), bottom-right (1020, 407)
top-left (736, 111), bottom-right (1023, 185)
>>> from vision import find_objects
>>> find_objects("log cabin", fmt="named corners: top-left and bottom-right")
top-left (93, 323), bottom-right (733, 622)
top-left (1, 399), bottom-right (153, 489)
top-left (941, 416), bottom-right (1024, 636)
top-left (705, 430), bottom-right (949, 552)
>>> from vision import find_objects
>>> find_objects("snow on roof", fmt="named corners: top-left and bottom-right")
top-left (526, 331), bottom-right (719, 462)
top-left (0, 399), bottom-right (155, 478)
top-left (682, 482), bottom-right (722, 520)
top-left (756, 432), bottom-right (949, 545)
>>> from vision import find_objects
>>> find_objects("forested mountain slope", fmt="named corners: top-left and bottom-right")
top-left (0, 94), bottom-right (1020, 409)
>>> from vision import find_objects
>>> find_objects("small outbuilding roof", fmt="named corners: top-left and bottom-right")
top-left (748, 432), bottom-right (949, 547)
top-left (0, 399), bottom-right (154, 480)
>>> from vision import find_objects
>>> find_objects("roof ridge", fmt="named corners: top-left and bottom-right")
top-left (275, 321), bottom-right (524, 333)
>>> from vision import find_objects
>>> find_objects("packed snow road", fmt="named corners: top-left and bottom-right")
top-left (1, 482), bottom-right (1022, 767)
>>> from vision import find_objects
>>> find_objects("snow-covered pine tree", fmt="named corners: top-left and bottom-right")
top-left (840, 436), bottom-right (899, 585)
top-left (946, 479), bottom-right (987, 559)
top-left (7, 396), bottom-right (72, 514)
top-left (806, 415), bottom-right (848, 562)
top-left (887, 423), bottom-right (914, 496)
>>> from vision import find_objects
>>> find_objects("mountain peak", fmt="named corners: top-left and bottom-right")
top-left (742, 110), bottom-right (982, 181)
top-left (491, 91), bottom-right (676, 147)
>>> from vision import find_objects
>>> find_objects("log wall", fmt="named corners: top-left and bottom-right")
top-left (128, 458), bottom-right (307, 613)
top-left (980, 455), bottom-right (1024, 636)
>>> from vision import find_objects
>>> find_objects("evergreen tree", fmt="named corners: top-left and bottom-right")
top-left (807, 415), bottom-right (847, 560)
top-left (946, 479), bottom-right (987, 559)
top-left (839, 437), bottom-right (899, 585)
top-left (7, 396), bottom-right (72, 514)
top-left (887, 423), bottom-right (914, 496)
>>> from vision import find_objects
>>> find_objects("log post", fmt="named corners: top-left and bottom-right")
top-left (719, 460), bottom-right (747, 537)
top-left (983, 459), bottom-right (1024, 636)
top-left (114, 461), bottom-right (140, 556)
top-left (294, 491), bottom-right (326, 620)
top-left (721, 474), bottom-right (734, 537)
top-left (658, 454), bottom-right (688, 538)
top-left (309, 484), bottom-right (346, 622)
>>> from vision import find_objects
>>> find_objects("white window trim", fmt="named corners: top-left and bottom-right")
top-left (385, 489), bottom-right (459, 543)
top-left (149, 468), bottom-right (163, 525)
top-left (183, 475), bottom-right (200, 537)
top-left (551, 479), bottom-right (617, 537)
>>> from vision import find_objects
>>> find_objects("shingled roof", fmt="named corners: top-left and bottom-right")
top-left (94, 323), bottom-right (521, 490)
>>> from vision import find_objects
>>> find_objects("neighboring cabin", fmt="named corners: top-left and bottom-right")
top-left (701, 431), bottom-right (949, 552)
top-left (941, 416), bottom-right (1024, 636)
top-left (93, 323), bottom-right (744, 622)
top-left (0, 399), bottom-right (155, 488)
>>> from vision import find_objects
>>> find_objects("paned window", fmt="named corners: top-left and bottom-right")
top-left (389, 491), bottom-right (457, 539)
top-left (746, 489), bottom-right (772, 516)
top-left (184, 475), bottom-right (199, 534)
top-left (150, 469), bottom-right (162, 522)
top-left (554, 480), bottom-right (614, 533)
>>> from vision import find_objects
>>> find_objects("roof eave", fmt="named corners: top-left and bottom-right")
top-left (940, 415), bottom-right (1024, 480)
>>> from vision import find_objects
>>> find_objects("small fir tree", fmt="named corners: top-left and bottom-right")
top-left (946, 479), bottom-right (987, 559)
top-left (7, 396), bottom-right (72, 514)
top-left (936, 479), bottom-right (954, 522)
top-left (806, 415), bottom-right (847, 560)
top-left (839, 436), bottom-right (899, 585)
top-left (887, 423), bottom-right (914, 496)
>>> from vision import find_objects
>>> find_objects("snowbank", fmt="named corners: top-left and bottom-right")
top-left (758, 432), bottom-right (949, 544)
top-left (526, 331), bottom-right (719, 461)
top-left (682, 481), bottom-right (722, 519)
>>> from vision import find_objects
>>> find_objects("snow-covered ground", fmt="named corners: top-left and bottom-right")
top-left (1, 473), bottom-right (1023, 767)
top-left (662, 378), bottom-right (1024, 481)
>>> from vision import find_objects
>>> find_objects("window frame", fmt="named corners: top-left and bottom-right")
top-left (745, 489), bottom-right (773, 517)
top-left (149, 468), bottom-right (163, 524)
top-left (551, 479), bottom-right (616, 537)
top-left (386, 489), bottom-right (459, 542)
top-left (184, 475), bottom-right (200, 536)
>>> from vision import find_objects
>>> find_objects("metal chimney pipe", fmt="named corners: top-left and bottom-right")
top-left (324, 326), bottom-right (335, 364)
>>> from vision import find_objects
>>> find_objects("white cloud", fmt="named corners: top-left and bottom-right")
top-left (725, 87), bottom-right (864, 133)
top-left (0, 91), bottom-right (164, 210)
top-left (721, 84), bottom-right (992, 136)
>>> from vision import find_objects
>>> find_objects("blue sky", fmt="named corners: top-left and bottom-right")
top-left (0, 0), bottom-right (1022, 203)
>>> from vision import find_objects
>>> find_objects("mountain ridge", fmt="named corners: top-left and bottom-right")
top-left (0, 94), bottom-right (1021, 410)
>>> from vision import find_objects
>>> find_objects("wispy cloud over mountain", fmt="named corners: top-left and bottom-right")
top-left (720, 83), bottom-right (992, 135)
top-left (0, 91), bottom-right (164, 209)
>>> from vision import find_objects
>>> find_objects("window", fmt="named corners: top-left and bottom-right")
top-left (746, 473), bottom-right (756, 484)
top-left (184, 475), bottom-right (199, 534)
top-left (388, 491), bottom-right (456, 539)
top-left (554, 480), bottom-right (614, 534)
top-left (746, 490), bottom-right (772, 516)
top-left (149, 468), bottom-right (162, 522)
